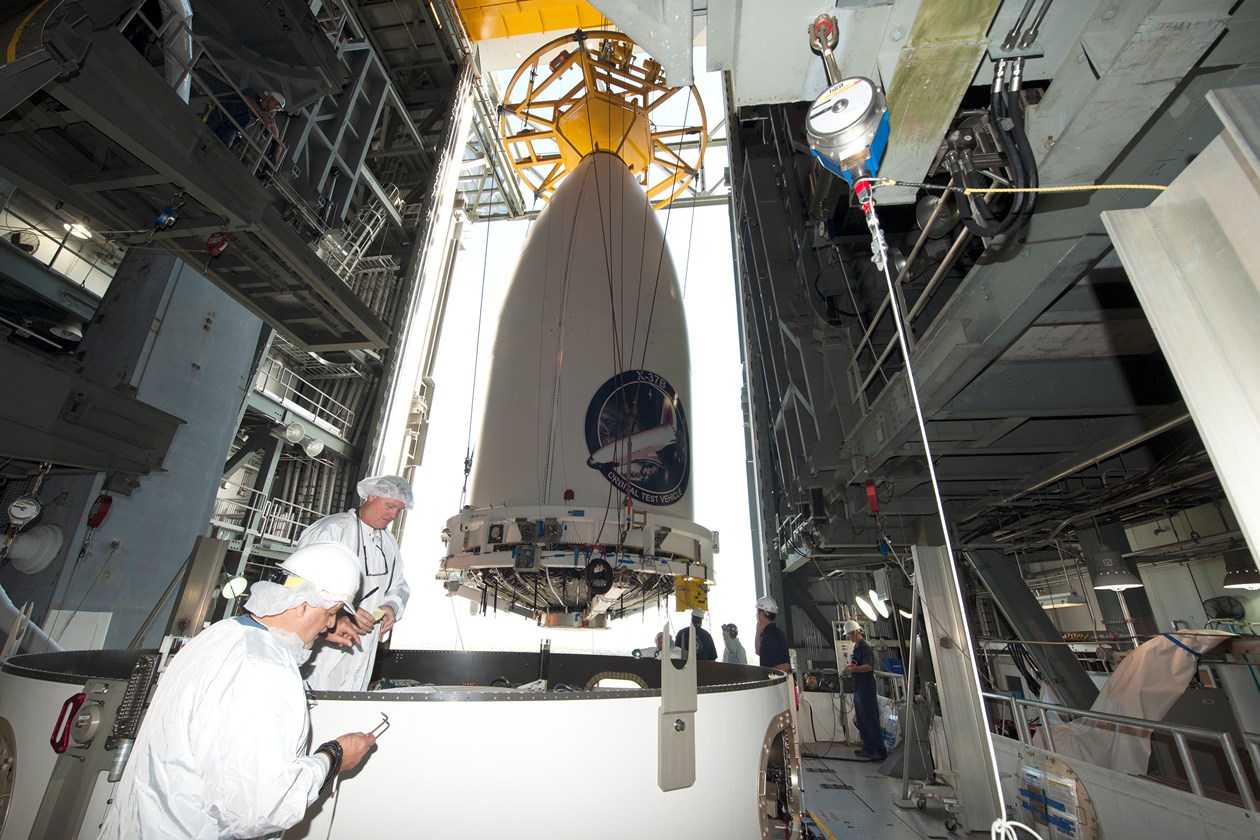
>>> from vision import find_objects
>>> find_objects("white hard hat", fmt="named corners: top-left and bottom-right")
top-left (279, 541), bottom-right (360, 605)
top-left (262, 90), bottom-right (285, 109)
top-left (755, 595), bottom-right (778, 613)
top-left (690, 607), bottom-right (705, 619)
top-left (357, 475), bottom-right (414, 509)
top-left (842, 619), bottom-right (862, 635)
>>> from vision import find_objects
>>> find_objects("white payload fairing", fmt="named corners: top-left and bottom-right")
top-left (440, 32), bottom-right (714, 626)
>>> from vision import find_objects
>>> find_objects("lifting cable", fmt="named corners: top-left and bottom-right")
top-left (458, 220), bottom-right (492, 509)
top-left (856, 181), bottom-right (1011, 826)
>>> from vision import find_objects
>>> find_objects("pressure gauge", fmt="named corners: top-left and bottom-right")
top-left (806, 76), bottom-right (890, 186)
top-left (7, 494), bottom-right (42, 528)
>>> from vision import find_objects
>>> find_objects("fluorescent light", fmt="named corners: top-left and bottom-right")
top-left (63, 222), bottom-right (92, 239)
top-left (1036, 590), bottom-right (1085, 610)
top-left (898, 608), bottom-right (913, 620)
top-left (855, 595), bottom-right (878, 622)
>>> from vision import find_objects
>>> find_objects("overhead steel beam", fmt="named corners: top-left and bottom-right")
top-left (0, 239), bottom-right (100, 322)
top-left (837, 64), bottom-right (1260, 486)
top-left (966, 548), bottom-right (1100, 711)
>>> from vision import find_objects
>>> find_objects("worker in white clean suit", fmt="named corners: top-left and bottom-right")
top-left (96, 542), bottom-right (377, 839)
top-left (721, 623), bottom-right (748, 665)
top-left (298, 475), bottom-right (413, 691)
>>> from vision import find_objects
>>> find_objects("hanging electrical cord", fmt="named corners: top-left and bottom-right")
top-left (635, 83), bottom-right (694, 372)
top-left (458, 221), bottom-right (492, 509)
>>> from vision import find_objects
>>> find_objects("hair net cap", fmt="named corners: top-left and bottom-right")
top-left (246, 580), bottom-right (333, 617)
top-left (755, 595), bottom-right (778, 613)
top-left (842, 619), bottom-right (862, 634)
top-left (356, 475), bottom-right (414, 509)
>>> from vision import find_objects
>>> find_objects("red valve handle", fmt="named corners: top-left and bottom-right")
top-left (51, 692), bottom-right (87, 754)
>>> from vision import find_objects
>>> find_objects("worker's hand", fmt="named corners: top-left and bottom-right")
top-left (350, 607), bottom-right (375, 635)
top-left (336, 732), bottom-right (377, 773)
top-left (841, 666), bottom-right (853, 677)
top-left (325, 615), bottom-right (360, 648)
top-left (379, 604), bottom-right (397, 633)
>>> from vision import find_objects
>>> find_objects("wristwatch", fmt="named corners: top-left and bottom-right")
top-left (314, 740), bottom-right (343, 791)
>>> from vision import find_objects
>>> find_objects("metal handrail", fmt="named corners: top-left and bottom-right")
top-left (258, 497), bottom-right (325, 546)
top-left (253, 361), bottom-right (355, 434)
top-left (982, 691), bottom-right (1258, 812)
top-left (210, 481), bottom-right (267, 536)
top-left (847, 182), bottom-right (968, 404)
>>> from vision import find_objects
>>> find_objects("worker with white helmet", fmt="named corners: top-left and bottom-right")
top-left (675, 607), bottom-right (719, 661)
top-left (841, 619), bottom-right (886, 761)
top-left (97, 541), bottom-right (377, 839)
top-left (298, 475), bottom-right (414, 691)
top-left (754, 595), bottom-right (790, 671)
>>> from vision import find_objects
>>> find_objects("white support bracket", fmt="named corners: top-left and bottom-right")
top-left (658, 621), bottom-right (697, 790)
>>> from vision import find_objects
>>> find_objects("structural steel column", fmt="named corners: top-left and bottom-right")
top-left (913, 543), bottom-right (1002, 832)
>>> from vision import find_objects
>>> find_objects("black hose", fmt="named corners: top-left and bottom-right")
top-left (955, 71), bottom-right (1037, 238)
top-left (1005, 88), bottom-right (1039, 221)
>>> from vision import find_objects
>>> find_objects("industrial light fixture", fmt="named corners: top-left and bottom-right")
top-left (269, 421), bottom-right (306, 444)
top-left (855, 594), bottom-right (879, 622)
top-left (1092, 547), bottom-right (1143, 591)
top-left (868, 589), bottom-right (890, 619)
top-left (62, 222), bottom-right (92, 239)
top-left (50, 316), bottom-right (85, 341)
top-left (1222, 549), bottom-right (1260, 591)
top-left (302, 437), bottom-right (324, 458)
top-left (221, 574), bottom-right (249, 599)
top-left (1036, 590), bottom-right (1086, 610)
top-left (898, 608), bottom-right (914, 620)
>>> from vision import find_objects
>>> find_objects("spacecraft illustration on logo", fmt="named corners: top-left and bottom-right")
top-left (585, 369), bottom-right (690, 507)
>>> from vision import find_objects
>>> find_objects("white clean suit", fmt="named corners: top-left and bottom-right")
top-left (97, 616), bottom-right (328, 839)
top-left (722, 635), bottom-right (748, 665)
top-left (298, 511), bottom-right (410, 691)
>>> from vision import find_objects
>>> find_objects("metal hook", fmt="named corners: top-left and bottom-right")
top-left (370, 712), bottom-right (390, 738)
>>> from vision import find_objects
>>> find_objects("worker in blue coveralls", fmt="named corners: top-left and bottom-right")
top-left (841, 619), bottom-right (887, 761)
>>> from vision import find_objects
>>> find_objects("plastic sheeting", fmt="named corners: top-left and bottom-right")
top-left (1034, 630), bottom-right (1233, 774)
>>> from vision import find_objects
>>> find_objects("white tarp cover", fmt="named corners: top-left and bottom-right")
top-left (1035, 630), bottom-right (1233, 774)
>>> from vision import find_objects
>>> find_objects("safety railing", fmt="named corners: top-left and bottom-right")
top-left (982, 691), bottom-right (1258, 812)
top-left (845, 186), bottom-right (972, 412)
top-left (253, 359), bottom-right (355, 436)
top-left (114, 2), bottom-right (333, 254)
top-left (210, 481), bottom-right (267, 539)
top-left (210, 480), bottom-right (325, 552)
top-left (875, 668), bottom-right (907, 704)
top-left (257, 496), bottom-right (325, 546)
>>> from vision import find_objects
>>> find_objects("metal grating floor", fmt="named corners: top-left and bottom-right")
top-left (799, 742), bottom-right (956, 840)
